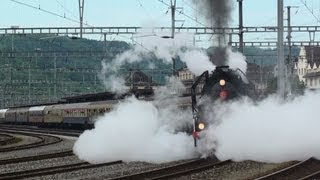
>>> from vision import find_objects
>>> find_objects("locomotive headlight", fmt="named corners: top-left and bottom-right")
top-left (219, 79), bottom-right (226, 86)
top-left (198, 123), bottom-right (205, 130)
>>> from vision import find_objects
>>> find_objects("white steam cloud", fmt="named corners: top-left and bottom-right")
top-left (198, 91), bottom-right (320, 163)
top-left (73, 96), bottom-right (196, 164)
top-left (74, 90), bottom-right (320, 164)
top-left (179, 49), bottom-right (215, 75)
top-left (227, 47), bottom-right (247, 73)
top-left (99, 30), bottom-right (215, 93)
top-left (154, 76), bottom-right (187, 98)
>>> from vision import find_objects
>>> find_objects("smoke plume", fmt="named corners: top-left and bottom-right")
top-left (194, 0), bottom-right (232, 29)
top-left (192, 0), bottom-right (233, 66)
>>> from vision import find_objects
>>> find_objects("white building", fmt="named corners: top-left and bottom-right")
top-left (294, 46), bottom-right (320, 89)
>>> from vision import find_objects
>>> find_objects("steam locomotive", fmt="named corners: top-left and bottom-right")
top-left (0, 65), bottom-right (251, 148)
top-left (191, 66), bottom-right (252, 146)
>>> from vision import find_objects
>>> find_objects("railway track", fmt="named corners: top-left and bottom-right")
top-left (112, 158), bottom-right (232, 180)
top-left (256, 158), bottom-right (320, 180)
top-left (0, 125), bottom-right (81, 137)
top-left (299, 170), bottom-right (320, 180)
top-left (0, 129), bottom-right (63, 152)
top-left (0, 133), bottom-right (17, 146)
top-left (0, 160), bottom-right (122, 180)
top-left (0, 150), bottom-right (74, 165)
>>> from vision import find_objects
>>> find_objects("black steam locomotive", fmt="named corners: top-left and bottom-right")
top-left (191, 66), bottom-right (252, 146)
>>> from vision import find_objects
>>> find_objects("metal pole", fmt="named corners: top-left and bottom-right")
top-left (46, 73), bottom-right (50, 102)
top-left (130, 69), bottom-right (133, 89)
top-left (228, 34), bottom-right (233, 46)
top-left (277, 0), bottom-right (285, 99)
top-left (78, 0), bottom-right (84, 38)
top-left (309, 31), bottom-right (315, 62)
top-left (171, 0), bottom-right (176, 76)
top-left (48, 86), bottom-right (51, 102)
top-left (11, 34), bottom-right (14, 52)
top-left (171, 0), bottom-right (176, 39)
top-left (238, 0), bottom-right (244, 53)
top-left (54, 55), bottom-right (57, 100)
top-left (9, 66), bottom-right (13, 106)
top-left (287, 6), bottom-right (292, 66)
top-left (286, 6), bottom-right (297, 95)
top-left (287, 6), bottom-right (291, 95)
top-left (28, 58), bottom-right (31, 104)
top-left (104, 33), bottom-right (107, 52)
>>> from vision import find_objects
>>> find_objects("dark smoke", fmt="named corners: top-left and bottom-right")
top-left (193, 0), bottom-right (233, 66)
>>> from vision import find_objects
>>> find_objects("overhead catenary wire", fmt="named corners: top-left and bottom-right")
top-left (8, 0), bottom-right (157, 52)
top-left (137, 0), bottom-right (151, 17)
top-left (9, 1), bottom-right (149, 52)
top-left (55, 0), bottom-right (79, 19)
top-left (300, 0), bottom-right (320, 24)
top-left (181, 0), bottom-right (198, 13)
top-left (156, 0), bottom-right (207, 27)
top-left (9, 0), bottom-right (89, 25)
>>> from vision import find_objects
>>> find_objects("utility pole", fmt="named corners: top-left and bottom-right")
top-left (286, 6), bottom-right (292, 65)
top-left (277, 0), bottom-right (285, 99)
top-left (11, 35), bottom-right (14, 52)
top-left (28, 58), bottom-right (31, 104)
top-left (54, 55), bottom-right (57, 100)
top-left (78, 0), bottom-right (84, 38)
top-left (9, 65), bottom-right (13, 107)
top-left (103, 33), bottom-right (107, 53)
top-left (171, 0), bottom-right (177, 76)
top-left (237, 0), bottom-right (244, 53)
top-left (309, 31), bottom-right (315, 62)
top-left (286, 6), bottom-right (298, 95)
top-left (228, 34), bottom-right (233, 46)
top-left (171, 0), bottom-right (176, 39)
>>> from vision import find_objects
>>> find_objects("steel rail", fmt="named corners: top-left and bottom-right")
top-left (0, 160), bottom-right (122, 180)
top-left (256, 158), bottom-right (320, 180)
top-left (0, 129), bottom-right (62, 152)
top-left (111, 158), bottom-right (231, 180)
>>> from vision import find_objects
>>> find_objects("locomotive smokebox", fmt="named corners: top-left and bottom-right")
top-left (190, 65), bottom-right (251, 147)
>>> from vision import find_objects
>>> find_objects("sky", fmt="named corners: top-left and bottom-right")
top-left (1, 0), bottom-right (320, 45)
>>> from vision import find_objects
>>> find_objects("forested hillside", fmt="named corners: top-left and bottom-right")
top-left (0, 34), bottom-right (301, 107)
